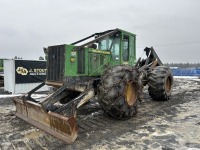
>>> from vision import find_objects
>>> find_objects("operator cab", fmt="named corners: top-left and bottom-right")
top-left (92, 29), bottom-right (136, 66)
top-left (98, 34), bottom-right (120, 61)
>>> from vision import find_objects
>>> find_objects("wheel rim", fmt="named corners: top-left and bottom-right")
top-left (165, 76), bottom-right (172, 93)
top-left (125, 81), bottom-right (138, 106)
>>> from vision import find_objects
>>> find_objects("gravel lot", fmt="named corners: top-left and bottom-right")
top-left (0, 78), bottom-right (200, 150)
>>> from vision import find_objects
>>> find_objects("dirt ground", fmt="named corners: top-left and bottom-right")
top-left (0, 78), bottom-right (200, 150)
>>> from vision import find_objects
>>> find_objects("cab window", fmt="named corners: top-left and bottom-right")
top-left (98, 37), bottom-right (112, 50)
top-left (111, 38), bottom-right (120, 60)
top-left (123, 36), bottom-right (129, 61)
top-left (98, 35), bottom-right (120, 60)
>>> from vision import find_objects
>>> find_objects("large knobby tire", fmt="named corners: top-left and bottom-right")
top-left (148, 66), bottom-right (173, 101)
top-left (98, 65), bottom-right (139, 120)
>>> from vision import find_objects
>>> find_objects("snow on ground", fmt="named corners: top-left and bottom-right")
top-left (31, 94), bottom-right (48, 99)
top-left (0, 76), bottom-right (199, 98)
top-left (174, 76), bottom-right (199, 79)
top-left (0, 94), bottom-right (22, 98)
top-left (91, 98), bottom-right (200, 150)
top-left (0, 94), bottom-right (48, 99)
top-left (0, 78), bottom-right (200, 149)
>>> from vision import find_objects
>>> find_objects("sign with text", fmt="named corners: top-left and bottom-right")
top-left (15, 60), bottom-right (47, 84)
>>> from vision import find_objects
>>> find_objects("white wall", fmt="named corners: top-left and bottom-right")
top-left (4, 60), bottom-right (15, 93)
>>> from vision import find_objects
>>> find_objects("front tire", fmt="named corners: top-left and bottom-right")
top-left (98, 65), bottom-right (139, 120)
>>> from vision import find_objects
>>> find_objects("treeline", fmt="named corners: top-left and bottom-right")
top-left (164, 63), bottom-right (200, 68)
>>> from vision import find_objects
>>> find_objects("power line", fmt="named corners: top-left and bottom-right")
top-left (137, 41), bottom-right (200, 49)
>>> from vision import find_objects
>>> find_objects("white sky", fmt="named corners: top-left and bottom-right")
top-left (0, 0), bottom-right (200, 63)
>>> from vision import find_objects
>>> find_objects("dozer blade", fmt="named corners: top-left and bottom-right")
top-left (13, 98), bottom-right (78, 144)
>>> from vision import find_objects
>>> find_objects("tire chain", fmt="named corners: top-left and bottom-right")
top-left (98, 65), bottom-right (142, 119)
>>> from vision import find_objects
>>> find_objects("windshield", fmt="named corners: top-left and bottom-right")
top-left (98, 36), bottom-right (120, 60)
top-left (98, 37), bottom-right (112, 50)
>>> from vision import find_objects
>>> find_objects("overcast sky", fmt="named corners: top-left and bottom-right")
top-left (0, 0), bottom-right (200, 63)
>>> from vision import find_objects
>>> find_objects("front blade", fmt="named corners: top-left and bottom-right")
top-left (13, 98), bottom-right (78, 143)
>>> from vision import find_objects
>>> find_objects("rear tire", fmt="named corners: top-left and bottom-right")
top-left (98, 65), bottom-right (139, 120)
top-left (148, 66), bottom-right (173, 101)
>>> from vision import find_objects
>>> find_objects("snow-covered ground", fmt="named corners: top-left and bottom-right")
top-left (0, 93), bottom-right (48, 99)
top-left (0, 78), bottom-right (200, 149)
top-left (174, 76), bottom-right (200, 79)
top-left (0, 76), bottom-right (199, 99)
top-left (0, 94), bottom-right (22, 98)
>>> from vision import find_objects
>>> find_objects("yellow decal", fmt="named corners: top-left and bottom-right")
top-left (89, 49), bottom-right (110, 55)
top-left (70, 57), bottom-right (75, 63)
top-left (123, 62), bottom-right (129, 65)
top-left (16, 67), bottom-right (28, 75)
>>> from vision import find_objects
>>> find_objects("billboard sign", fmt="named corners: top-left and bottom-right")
top-left (15, 60), bottom-right (47, 84)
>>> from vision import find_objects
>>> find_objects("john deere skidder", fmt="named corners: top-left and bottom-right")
top-left (13, 29), bottom-right (173, 143)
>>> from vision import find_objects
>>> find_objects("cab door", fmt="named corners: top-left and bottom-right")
top-left (122, 35), bottom-right (129, 64)
top-left (122, 34), bottom-right (136, 66)
top-left (110, 35), bottom-right (121, 66)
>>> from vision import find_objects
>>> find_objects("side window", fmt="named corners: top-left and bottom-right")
top-left (123, 36), bottom-right (129, 61)
top-left (98, 37), bottom-right (112, 50)
top-left (130, 35), bottom-right (135, 58)
top-left (111, 38), bottom-right (120, 60)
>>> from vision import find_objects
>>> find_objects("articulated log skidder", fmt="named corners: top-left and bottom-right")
top-left (13, 29), bottom-right (173, 143)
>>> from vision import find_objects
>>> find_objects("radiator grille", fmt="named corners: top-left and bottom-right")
top-left (47, 45), bottom-right (65, 82)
